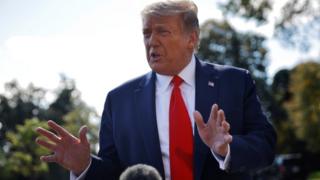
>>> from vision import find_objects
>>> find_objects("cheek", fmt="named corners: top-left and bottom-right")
top-left (144, 40), bottom-right (148, 48)
top-left (144, 42), bottom-right (148, 51)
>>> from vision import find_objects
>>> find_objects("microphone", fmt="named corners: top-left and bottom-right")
top-left (119, 164), bottom-right (162, 180)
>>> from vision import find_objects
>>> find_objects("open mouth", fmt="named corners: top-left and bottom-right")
top-left (150, 52), bottom-right (161, 61)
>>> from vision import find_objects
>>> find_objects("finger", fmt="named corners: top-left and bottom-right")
top-left (194, 111), bottom-right (206, 130)
top-left (48, 120), bottom-right (71, 138)
top-left (40, 154), bottom-right (57, 163)
top-left (207, 104), bottom-right (218, 128)
top-left (79, 126), bottom-right (89, 145)
top-left (222, 121), bottom-right (230, 133)
top-left (36, 138), bottom-right (57, 151)
top-left (216, 109), bottom-right (225, 127)
top-left (36, 127), bottom-right (61, 143)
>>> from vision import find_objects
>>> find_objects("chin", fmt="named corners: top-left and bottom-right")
top-left (150, 66), bottom-right (168, 75)
top-left (148, 63), bottom-right (176, 75)
top-left (154, 69), bottom-right (175, 76)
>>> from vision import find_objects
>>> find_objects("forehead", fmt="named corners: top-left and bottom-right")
top-left (142, 15), bottom-right (183, 29)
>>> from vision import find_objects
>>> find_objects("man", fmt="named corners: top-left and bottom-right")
top-left (36, 1), bottom-right (276, 180)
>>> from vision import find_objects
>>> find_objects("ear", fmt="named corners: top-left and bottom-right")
top-left (187, 30), bottom-right (199, 49)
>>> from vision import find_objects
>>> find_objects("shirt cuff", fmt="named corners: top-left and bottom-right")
top-left (70, 158), bottom-right (92, 180)
top-left (211, 145), bottom-right (231, 171)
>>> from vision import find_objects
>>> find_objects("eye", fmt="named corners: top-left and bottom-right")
top-left (143, 30), bottom-right (151, 39)
top-left (159, 29), bottom-right (170, 36)
top-left (143, 33), bottom-right (150, 39)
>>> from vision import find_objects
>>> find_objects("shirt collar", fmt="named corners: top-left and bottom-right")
top-left (156, 54), bottom-right (196, 93)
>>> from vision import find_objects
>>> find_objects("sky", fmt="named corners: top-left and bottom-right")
top-left (0, 0), bottom-right (319, 115)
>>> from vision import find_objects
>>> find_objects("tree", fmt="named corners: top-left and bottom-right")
top-left (198, 20), bottom-right (268, 77)
top-left (269, 69), bottom-right (301, 153)
top-left (1, 119), bottom-right (49, 180)
top-left (0, 77), bottom-right (99, 179)
top-left (0, 81), bottom-right (47, 146)
top-left (220, 0), bottom-right (320, 51)
top-left (197, 19), bottom-right (272, 111)
top-left (274, 0), bottom-right (320, 51)
top-left (285, 61), bottom-right (320, 153)
top-left (219, 0), bottom-right (272, 24)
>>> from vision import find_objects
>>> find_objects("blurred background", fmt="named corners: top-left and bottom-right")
top-left (0, 0), bottom-right (319, 179)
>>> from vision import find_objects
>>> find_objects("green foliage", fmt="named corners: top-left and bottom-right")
top-left (274, 0), bottom-right (320, 51)
top-left (270, 69), bottom-right (299, 153)
top-left (197, 16), bottom-right (319, 156)
top-left (63, 102), bottom-right (99, 153)
top-left (272, 69), bottom-right (291, 103)
top-left (270, 62), bottom-right (320, 155)
top-left (220, 0), bottom-right (320, 51)
top-left (0, 77), bottom-right (99, 179)
top-left (219, 0), bottom-right (272, 23)
top-left (285, 61), bottom-right (320, 152)
top-left (198, 20), bottom-right (268, 78)
top-left (197, 19), bottom-right (272, 111)
top-left (0, 81), bottom-right (47, 145)
top-left (308, 171), bottom-right (320, 179)
top-left (47, 76), bottom-right (77, 124)
top-left (1, 118), bottom-right (49, 179)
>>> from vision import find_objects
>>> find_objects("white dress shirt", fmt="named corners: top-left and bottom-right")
top-left (71, 55), bottom-right (230, 180)
top-left (155, 55), bottom-right (230, 180)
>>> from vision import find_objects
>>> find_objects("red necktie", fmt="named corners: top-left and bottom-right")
top-left (169, 75), bottom-right (194, 180)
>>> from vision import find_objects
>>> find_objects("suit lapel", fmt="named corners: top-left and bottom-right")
top-left (133, 60), bottom-right (220, 180)
top-left (134, 72), bottom-right (165, 178)
top-left (194, 59), bottom-right (220, 180)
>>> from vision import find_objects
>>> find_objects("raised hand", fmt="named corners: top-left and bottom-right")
top-left (35, 120), bottom-right (91, 175)
top-left (194, 104), bottom-right (232, 157)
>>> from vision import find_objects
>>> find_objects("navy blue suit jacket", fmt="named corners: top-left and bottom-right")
top-left (85, 59), bottom-right (276, 180)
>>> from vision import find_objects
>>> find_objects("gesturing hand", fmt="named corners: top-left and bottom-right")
top-left (35, 120), bottom-right (91, 176)
top-left (194, 104), bottom-right (232, 157)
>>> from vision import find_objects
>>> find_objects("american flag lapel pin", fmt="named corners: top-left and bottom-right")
top-left (208, 81), bottom-right (214, 87)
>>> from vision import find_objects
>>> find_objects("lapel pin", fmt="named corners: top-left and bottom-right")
top-left (208, 81), bottom-right (214, 87)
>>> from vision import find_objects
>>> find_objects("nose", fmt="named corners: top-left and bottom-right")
top-left (146, 33), bottom-right (160, 47)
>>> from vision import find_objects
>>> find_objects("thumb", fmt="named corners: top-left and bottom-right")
top-left (194, 110), bottom-right (206, 130)
top-left (78, 126), bottom-right (89, 145)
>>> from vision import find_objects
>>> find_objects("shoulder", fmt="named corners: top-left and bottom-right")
top-left (199, 59), bottom-right (250, 78)
top-left (107, 72), bottom-right (153, 97)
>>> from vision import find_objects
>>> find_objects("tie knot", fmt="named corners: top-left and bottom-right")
top-left (171, 75), bottom-right (183, 87)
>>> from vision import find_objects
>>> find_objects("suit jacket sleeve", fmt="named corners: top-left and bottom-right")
top-left (84, 92), bottom-right (122, 180)
top-left (227, 71), bottom-right (276, 173)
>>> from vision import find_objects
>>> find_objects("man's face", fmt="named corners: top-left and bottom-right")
top-left (143, 15), bottom-right (197, 75)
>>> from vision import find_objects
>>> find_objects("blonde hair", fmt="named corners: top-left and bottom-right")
top-left (141, 0), bottom-right (199, 36)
